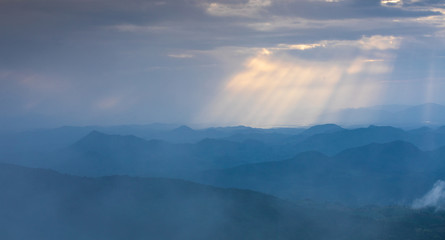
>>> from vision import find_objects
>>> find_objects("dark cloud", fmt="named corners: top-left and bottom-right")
top-left (266, 0), bottom-right (441, 20)
top-left (404, 0), bottom-right (445, 7)
top-left (0, 0), bottom-right (207, 33)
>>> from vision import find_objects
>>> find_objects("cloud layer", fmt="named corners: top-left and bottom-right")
top-left (1, 0), bottom-right (445, 129)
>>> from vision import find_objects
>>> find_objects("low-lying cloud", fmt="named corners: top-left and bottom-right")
top-left (412, 180), bottom-right (445, 210)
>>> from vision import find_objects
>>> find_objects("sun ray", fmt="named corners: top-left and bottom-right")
top-left (197, 38), bottom-right (400, 127)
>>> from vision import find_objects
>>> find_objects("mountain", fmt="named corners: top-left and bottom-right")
top-left (319, 103), bottom-right (445, 127)
top-left (287, 125), bottom-right (445, 155)
top-left (222, 124), bottom-right (445, 156)
top-left (35, 131), bottom-right (293, 177)
top-left (0, 124), bottom-right (300, 163)
top-left (300, 124), bottom-right (345, 136)
top-left (287, 125), bottom-right (407, 155)
top-left (395, 103), bottom-right (445, 126)
top-left (54, 125), bottom-right (382, 177)
top-left (5, 124), bottom-right (445, 178)
top-left (1, 163), bottom-right (444, 240)
top-left (0, 124), bottom-right (181, 165)
top-left (220, 125), bottom-right (338, 145)
top-left (195, 141), bottom-right (445, 206)
top-left (0, 124), bottom-right (257, 156)
top-left (3, 103), bottom-right (445, 161)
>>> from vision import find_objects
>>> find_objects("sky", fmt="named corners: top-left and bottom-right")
top-left (1, 0), bottom-right (445, 130)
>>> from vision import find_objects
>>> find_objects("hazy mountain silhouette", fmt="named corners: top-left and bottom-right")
top-left (1, 163), bottom-right (444, 240)
top-left (288, 125), bottom-right (445, 155)
top-left (321, 103), bottom-right (445, 127)
top-left (47, 126), bottom-right (405, 177)
top-left (300, 124), bottom-right (345, 136)
top-left (220, 125), bottom-right (340, 144)
top-left (5, 124), bottom-right (445, 179)
top-left (3, 103), bottom-right (445, 160)
top-left (396, 103), bottom-right (445, 125)
top-left (0, 124), bottom-right (301, 162)
top-left (195, 141), bottom-right (445, 206)
top-left (40, 131), bottom-right (292, 177)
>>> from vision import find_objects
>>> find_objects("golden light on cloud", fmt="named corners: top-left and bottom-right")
top-left (198, 56), bottom-right (399, 126)
top-left (196, 35), bottom-right (401, 127)
top-left (277, 43), bottom-right (326, 51)
top-left (272, 36), bottom-right (401, 52)
top-left (381, 0), bottom-right (402, 7)
top-left (358, 35), bottom-right (401, 50)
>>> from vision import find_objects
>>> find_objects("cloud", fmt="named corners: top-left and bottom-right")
top-left (404, 0), bottom-right (445, 7)
top-left (412, 180), bottom-right (445, 210)
top-left (1, 0), bottom-right (445, 129)
top-left (205, 0), bottom-right (271, 17)
top-left (168, 54), bottom-right (195, 59)
top-left (358, 35), bottom-right (402, 50)
top-left (406, 7), bottom-right (445, 29)
top-left (277, 43), bottom-right (327, 50)
top-left (381, 0), bottom-right (403, 7)
top-left (194, 34), bottom-right (404, 127)
top-left (264, 0), bottom-right (441, 20)
top-left (263, 35), bottom-right (402, 54)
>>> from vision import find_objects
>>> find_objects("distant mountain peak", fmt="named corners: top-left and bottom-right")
top-left (73, 130), bottom-right (148, 149)
top-left (310, 123), bottom-right (342, 129)
top-left (416, 102), bottom-right (445, 108)
top-left (366, 125), bottom-right (401, 131)
top-left (172, 125), bottom-right (194, 132)
top-left (301, 124), bottom-right (344, 136)
top-left (399, 103), bottom-right (445, 113)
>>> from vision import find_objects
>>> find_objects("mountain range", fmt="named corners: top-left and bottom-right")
top-left (320, 103), bottom-right (445, 127)
top-left (1, 162), bottom-right (444, 240)
top-left (195, 141), bottom-right (445, 205)
top-left (2, 121), bottom-right (445, 206)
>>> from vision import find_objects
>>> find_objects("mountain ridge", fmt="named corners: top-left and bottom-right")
top-left (2, 162), bottom-right (445, 240)
top-left (194, 140), bottom-right (445, 205)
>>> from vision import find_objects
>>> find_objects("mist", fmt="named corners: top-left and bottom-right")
top-left (412, 180), bottom-right (445, 210)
